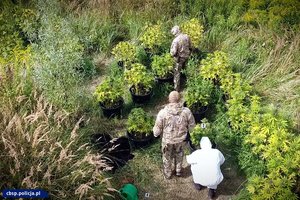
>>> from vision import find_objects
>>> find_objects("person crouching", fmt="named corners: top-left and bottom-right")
top-left (186, 137), bottom-right (225, 199)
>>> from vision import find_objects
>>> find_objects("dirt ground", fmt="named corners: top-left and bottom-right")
top-left (133, 145), bottom-right (245, 200)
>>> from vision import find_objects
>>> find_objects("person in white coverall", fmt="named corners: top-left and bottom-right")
top-left (186, 137), bottom-right (225, 199)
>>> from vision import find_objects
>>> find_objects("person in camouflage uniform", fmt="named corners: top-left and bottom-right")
top-left (153, 91), bottom-right (195, 179)
top-left (170, 26), bottom-right (192, 91)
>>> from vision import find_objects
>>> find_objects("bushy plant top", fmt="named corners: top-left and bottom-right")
top-left (139, 23), bottom-right (166, 51)
top-left (181, 18), bottom-right (204, 48)
top-left (184, 56), bottom-right (201, 79)
top-left (242, 0), bottom-right (300, 30)
top-left (184, 76), bottom-right (214, 108)
top-left (221, 73), bottom-right (252, 99)
top-left (111, 41), bottom-right (137, 67)
top-left (124, 63), bottom-right (154, 95)
top-left (190, 118), bottom-right (212, 146)
top-left (127, 108), bottom-right (154, 135)
top-left (151, 53), bottom-right (174, 78)
top-left (200, 51), bottom-right (231, 81)
top-left (15, 8), bottom-right (39, 42)
top-left (93, 77), bottom-right (124, 108)
top-left (32, 14), bottom-right (85, 111)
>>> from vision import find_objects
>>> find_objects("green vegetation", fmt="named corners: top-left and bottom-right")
top-left (111, 41), bottom-right (138, 68)
top-left (94, 77), bottom-right (124, 108)
top-left (151, 53), bottom-right (174, 78)
top-left (124, 63), bottom-right (154, 95)
top-left (1, 0), bottom-right (299, 199)
top-left (127, 108), bottom-right (154, 138)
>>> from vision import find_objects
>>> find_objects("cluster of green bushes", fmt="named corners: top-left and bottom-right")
top-left (1, 0), bottom-right (299, 199)
top-left (0, 1), bottom-right (113, 199)
top-left (197, 51), bottom-right (300, 199)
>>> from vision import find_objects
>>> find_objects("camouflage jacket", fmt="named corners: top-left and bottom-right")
top-left (153, 103), bottom-right (195, 144)
top-left (170, 33), bottom-right (192, 59)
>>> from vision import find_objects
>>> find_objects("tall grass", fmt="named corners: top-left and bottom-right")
top-left (0, 84), bottom-right (113, 199)
top-left (221, 27), bottom-right (300, 129)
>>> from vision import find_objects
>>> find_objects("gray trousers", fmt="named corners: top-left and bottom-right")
top-left (174, 57), bottom-right (188, 91)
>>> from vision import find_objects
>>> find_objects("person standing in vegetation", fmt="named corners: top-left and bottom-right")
top-left (153, 91), bottom-right (195, 179)
top-left (187, 137), bottom-right (225, 199)
top-left (170, 25), bottom-right (192, 91)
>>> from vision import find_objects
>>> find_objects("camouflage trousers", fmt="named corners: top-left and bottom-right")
top-left (162, 141), bottom-right (186, 178)
top-left (174, 57), bottom-right (188, 91)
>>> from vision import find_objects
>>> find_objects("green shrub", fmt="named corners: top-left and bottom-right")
top-left (139, 22), bottom-right (166, 53)
top-left (127, 108), bottom-right (154, 138)
top-left (200, 51), bottom-right (231, 82)
top-left (32, 14), bottom-right (85, 111)
top-left (111, 41), bottom-right (138, 68)
top-left (151, 53), bottom-right (174, 78)
top-left (94, 77), bottom-right (124, 108)
top-left (181, 18), bottom-right (204, 48)
top-left (184, 76), bottom-right (214, 109)
top-left (124, 63), bottom-right (154, 95)
top-left (190, 119), bottom-right (213, 146)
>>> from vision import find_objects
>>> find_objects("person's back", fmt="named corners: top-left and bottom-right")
top-left (157, 102), bottom-right (194, 144)
top-left (188, 148), bottom-right (224, 186)
top-left (154, 91), bottom-right (195, 179)
top-left (171, 33), bottom-right (191, 59)
top-left (170, 26), bottom-right (192, 91)
top-left (187, 137), bottom-right (225, 199)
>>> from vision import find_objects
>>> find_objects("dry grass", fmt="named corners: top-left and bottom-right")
top-left (0, 87), bottom-right (114, 199)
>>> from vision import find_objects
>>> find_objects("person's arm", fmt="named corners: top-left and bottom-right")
top-left (186, 153), bottom-right (197, 165)
top-left (187, 109), bottom-right (196, 132)
top-left (153, 111), bottom-right (164, 137)
top-left (170, 40), bottom-right (178, 57)
top-left (218, 151), bottom-right (225, 165)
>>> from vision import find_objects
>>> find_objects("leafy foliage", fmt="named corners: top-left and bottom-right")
top-left (190, 119), bottom-right (212, 146)
top-left (127, 108), bottom-right (154, 137)
top-left (200, 51), bottom-right (231, 82)
top-left (151, 53), bottom-right (174, 78)
top-left (184, 76), bottom-right (214, 108)
top-left (242, 0), bottom-right (300, 30)
top-left (32, 13), bottom-right (85, 111)
top-left (111, 41), bottom-right (138, 68)
top-left (124, 63), bottom-right (154, 95)
top-left (181, 18), bottom-right (204, 48)
top-left (94, 77), bottom-right (124, 108)
top-left (139, 23), bottom-right (166, 52)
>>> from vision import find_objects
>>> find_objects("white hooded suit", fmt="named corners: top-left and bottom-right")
top-left (186, 137), bottom-right (225, 189)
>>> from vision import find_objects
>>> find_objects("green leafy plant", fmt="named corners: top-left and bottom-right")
top-left (32, 14), bottom-right (85, 112)
top-left (151, 53), bottom-right (174, 78)
top-left (181, 18), bottom-right (204, 48)
top-left (200, 51), bottom-right (231, 82)
top-left (124, 63), bottom-right (154, 95)
top-left (139, 22), bottom-right (166, 52)
top-left (183, 55), bottom-right (200, 78)
top-left (190, 118), bottom-right (212, 146)
top-left (111, 41), bottom-right (137, 68)
top-left (184, 76), bottom-right (214, 110)
top-left (93, 77), bottom-right (124, 108)
top-left (127, 108), bottom-right (154, 139)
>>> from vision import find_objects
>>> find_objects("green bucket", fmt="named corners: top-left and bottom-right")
top-left (119, 183), bottom-right (138, 200)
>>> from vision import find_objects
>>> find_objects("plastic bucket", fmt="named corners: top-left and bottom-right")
top-left (119, 184), bottom-right (138, 200)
